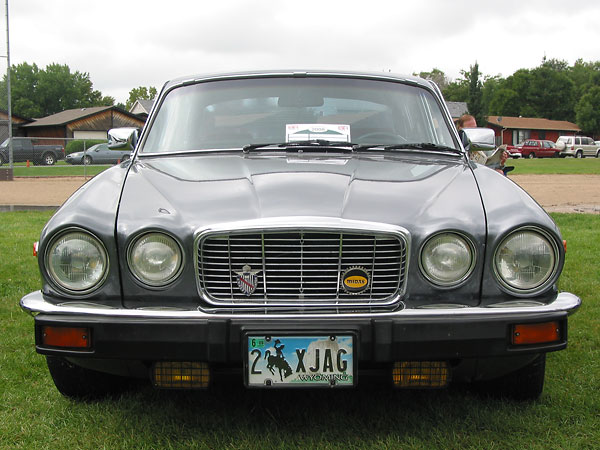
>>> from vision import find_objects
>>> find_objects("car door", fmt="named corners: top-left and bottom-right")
top-left (94, 144), bottom-right (111, 163)
top-left (543, 141), bottom-right (556, 157)
top-left (583, 138), bottom-right (595, 157)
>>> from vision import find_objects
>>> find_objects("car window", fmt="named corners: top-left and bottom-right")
top-left (142, 77), bottom-right (457, 153)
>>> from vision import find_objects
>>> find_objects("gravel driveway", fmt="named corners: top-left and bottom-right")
top-left (2, 174), bottom-right (600, 214)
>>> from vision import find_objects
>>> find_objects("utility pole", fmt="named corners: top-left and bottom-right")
top-left (5, 0), bottom-right (12, 171)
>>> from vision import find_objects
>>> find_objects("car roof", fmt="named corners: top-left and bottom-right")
top-left (161, 70), bottom-right (433, 91)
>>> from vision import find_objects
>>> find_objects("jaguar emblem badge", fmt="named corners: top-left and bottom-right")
top-left (235, 264), bottom-right (261, 296)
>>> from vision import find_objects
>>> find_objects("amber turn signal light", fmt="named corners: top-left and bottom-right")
top-left (512, 322), bottom-right (560, 345)
top-left (41, 326), bottom-right (91, 348)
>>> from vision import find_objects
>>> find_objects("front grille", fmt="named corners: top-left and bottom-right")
top-left (197, 229), bottom-right (407, 307)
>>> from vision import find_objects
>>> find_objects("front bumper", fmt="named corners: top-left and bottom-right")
top-left (21, 291), bottom-right (581, 362)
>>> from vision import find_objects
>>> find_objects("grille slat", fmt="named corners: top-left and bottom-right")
top-left (199, 229), bottom-right (406, 307)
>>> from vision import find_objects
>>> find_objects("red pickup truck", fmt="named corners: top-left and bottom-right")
top-left (518, 139), bottom-right (560, 158)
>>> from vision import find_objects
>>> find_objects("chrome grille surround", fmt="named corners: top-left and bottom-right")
top-left (194, 218), bottom-right (410, 309)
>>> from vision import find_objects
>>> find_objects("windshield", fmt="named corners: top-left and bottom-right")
top-left (142, 76), bottom-right (456, 153)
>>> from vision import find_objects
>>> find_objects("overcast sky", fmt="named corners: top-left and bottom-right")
top-left (3, 0), bottom-right (600, 105)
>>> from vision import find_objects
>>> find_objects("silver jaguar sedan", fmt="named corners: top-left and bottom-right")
top-left (21, 70), bottom-right (580, 401)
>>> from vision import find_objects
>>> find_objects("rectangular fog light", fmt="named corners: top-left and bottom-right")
top-left (152, 362), bottom-right (210, 389)
top-left (392, 361), bottom-right (449, 388)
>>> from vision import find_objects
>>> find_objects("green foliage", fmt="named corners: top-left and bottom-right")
top-left (0, 62), bottom-right (115, 118)
top-left (441, 78), bottom-right (468, 102)
top-left (466, 62), bottom-right (484, 126)
top-left (440, 57), bottom-right (600, 132)
top-left (64, 139), bottom-right (107, 155)
top-left (575, 86), bottom-right (600, 135)
top-left (125, 86), bottom-right (158, 111)
top-left (412, 68), bottom-right (450, 90)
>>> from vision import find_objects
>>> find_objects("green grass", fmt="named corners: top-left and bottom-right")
top-left (509, 157), bottom-right (600, 174)
top-left (8, 161), bottom-right (111, 177)
top-left (1, 211), bottom-right (598, 449)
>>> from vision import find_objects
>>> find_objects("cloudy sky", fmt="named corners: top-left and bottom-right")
top-left (4, 0), bottom-right (600, 104)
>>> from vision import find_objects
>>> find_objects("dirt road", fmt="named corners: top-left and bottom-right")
top-left (1, 174), bottom-right (600, 213)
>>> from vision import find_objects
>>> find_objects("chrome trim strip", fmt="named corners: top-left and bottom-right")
top-left (193, 217), bottom-right (411, 308)
top-left (21, 291), bottom-right (582, 319)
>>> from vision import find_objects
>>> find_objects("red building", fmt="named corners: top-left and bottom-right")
top-left (486, 116), bottom-right (580, 146)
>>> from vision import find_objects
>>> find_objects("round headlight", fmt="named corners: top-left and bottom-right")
top-left (128, 233), bottom-right (183, 287)
top-left (494, 228), bottom-right (558, 293)
top-left (46, 230), bottom-right (108, 293)
top-left (420, 232), bottom-right (475, 287)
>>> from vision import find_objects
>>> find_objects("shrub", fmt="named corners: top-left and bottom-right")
top-left (65, 139), bottom-right (106, 155)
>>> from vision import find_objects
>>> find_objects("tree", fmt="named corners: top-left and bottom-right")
top-left (441, 62), bottom-right (485, 125)
top-left (125, 86), bottom-right (158, 111)
top-left (0, 62), bottom-right (114, 118)
top-left (487, 88), bottom-right (521, 117)
top-left (466, 62), bottom-right (484, 126)
top-left (575, 86), bottom-right (600, 136)
top-left (413, 68), bottom-right (450, 91)
top-left (442, 79), bottom-right (468, 102)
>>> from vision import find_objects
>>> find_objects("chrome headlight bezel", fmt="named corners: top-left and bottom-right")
top-left (44, 228), bottom-right (109, 295)
top-left (127, 231), bottom-right (184, 288)
top-left (419, 231), bottom-right (477, 288)
top-left (493, 226), bottom-right (561, 296)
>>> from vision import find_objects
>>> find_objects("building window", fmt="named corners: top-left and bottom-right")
top-left (513, 129), bottom-right (531, 145)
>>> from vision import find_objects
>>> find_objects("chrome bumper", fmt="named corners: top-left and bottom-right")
top-left (20, 290), bottom-right (582, 320)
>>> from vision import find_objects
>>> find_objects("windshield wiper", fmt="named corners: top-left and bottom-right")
top-left (243, 140), bottom-right (356, 153)
top-left (353, 142), bottom-right (462, 155)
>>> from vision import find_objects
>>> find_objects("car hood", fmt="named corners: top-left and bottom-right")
top-left (116, 152), bottom-right (485, 232)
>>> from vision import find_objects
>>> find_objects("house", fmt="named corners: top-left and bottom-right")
top-left (486, 116), bottom-right (580, 146)
top-left (21, 106), bottom-right (145, 142)
top-left (0, 110), bottom-right (33, 142)
top-left (129, 99), bottom-right (155, 120)
top-left (446, 102), bottom-right (469, 122)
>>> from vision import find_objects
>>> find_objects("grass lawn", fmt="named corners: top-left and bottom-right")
top-left (8, 161), bottom-right (112, 177)
top-left (509, 157), bottom-right (600, 174)
top-left (0, 211), bottom-right (598, 449)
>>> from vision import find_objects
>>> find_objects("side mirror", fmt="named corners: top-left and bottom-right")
top-left (460, 128), bottom-right (496, 152)
top-left (108, 127), bottom-right (141, 150)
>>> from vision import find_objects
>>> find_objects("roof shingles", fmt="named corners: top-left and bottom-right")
top-left (487, 116), bottom-right (580, 132)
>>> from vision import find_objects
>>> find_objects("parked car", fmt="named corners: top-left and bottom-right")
top-left (505, 144), bottom-right (522, 158)
top-left (556, 136), bottom-right (600, 158)
top-left (65, 143), bottom-right (132, 165)
top-left (518, 139), bottom-right (560, 158)
top-left (0, 137), bottom-right (64, 166)
top-left (20, 70), bottom-right (580, 401)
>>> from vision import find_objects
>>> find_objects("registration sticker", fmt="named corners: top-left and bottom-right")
top-left (246, 335), bottom-right (354, 387)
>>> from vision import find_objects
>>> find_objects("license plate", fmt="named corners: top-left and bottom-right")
top-left (246, 334), bottom-right (354, 387)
